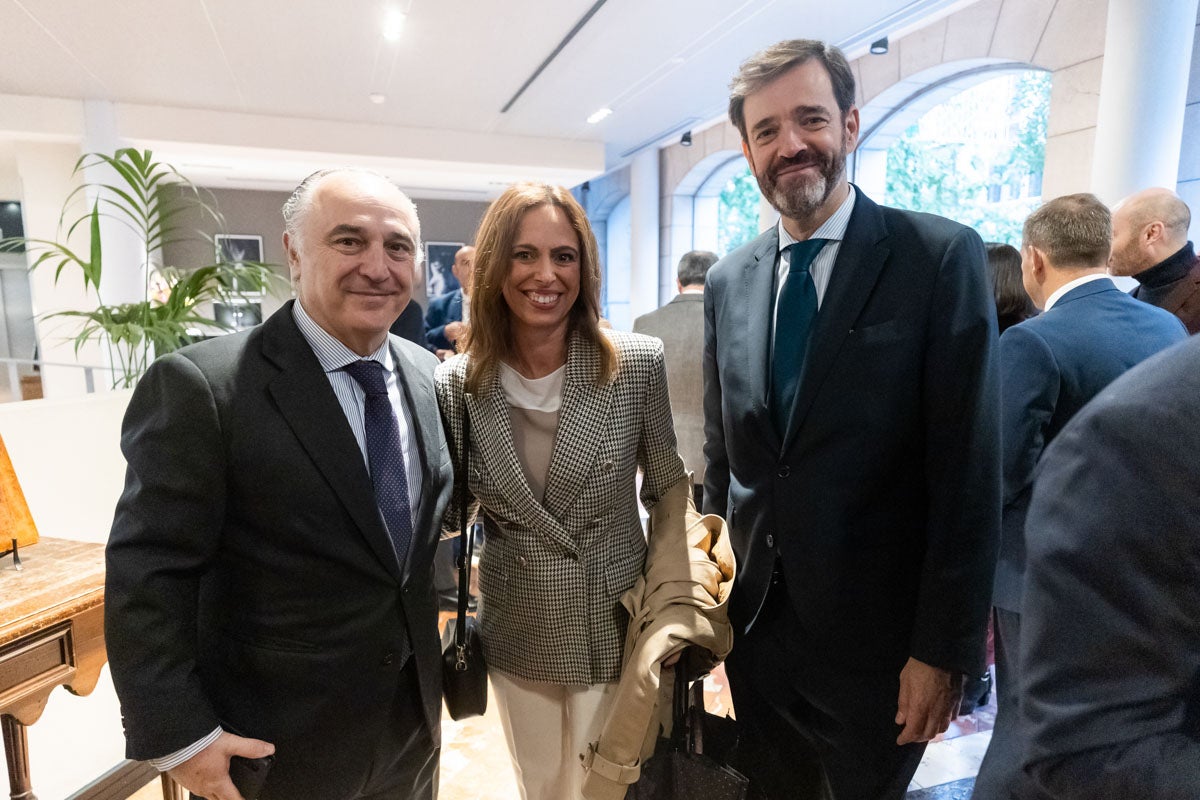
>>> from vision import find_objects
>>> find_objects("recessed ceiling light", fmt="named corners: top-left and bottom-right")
top-left (587, 107), bottom-right (612, 124)
top-left (369, 93), bottom-right (387, 104)
top-left (383, 9), bottom-right (406, 41)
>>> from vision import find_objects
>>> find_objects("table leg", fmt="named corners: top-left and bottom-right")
top-left (1, 714), bottom-right (35, 800)
top-left (160, 774), bottom-right (185, 800)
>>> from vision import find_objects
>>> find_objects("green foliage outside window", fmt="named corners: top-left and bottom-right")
top-left (885, 71), bottom-right (1051, 245)
top-left (718, 168), bottom-right (762, 255)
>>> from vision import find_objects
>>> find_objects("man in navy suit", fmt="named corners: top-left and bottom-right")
top-left (973, 193), bottom-right (1186, 799)
top-left (704, 39), bottom-right (1001, 799)
top-left (1009, 336), bottom-right (1200, 799)
top-left (424, 245), bottom-right (474, 358)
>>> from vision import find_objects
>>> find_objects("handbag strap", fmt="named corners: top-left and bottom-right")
top-left (454, 403), bottom-right (474, 648)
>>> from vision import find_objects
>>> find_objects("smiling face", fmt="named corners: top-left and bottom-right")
top-left (285, 172), bottom-right (419, 355)
top-left (741, 59), bottom-right (858, 230)
top-left (501, 204), bottom-right (581, 346)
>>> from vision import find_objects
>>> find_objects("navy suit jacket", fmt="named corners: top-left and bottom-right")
top-left (424, 289), bottom-right (463, 350)
top-left (992, 278), bottom-right (1186, 612)
top-left (1005, 336), bottom-right (1200, 798)
top-left (704, 188), bottom-right (1001, 677)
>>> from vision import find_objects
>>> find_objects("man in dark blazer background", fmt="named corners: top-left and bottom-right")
top-left (633, 249), bottom-right (718, 506)
top-left (1008, 335), bottom-right (1200, 799)
top-left (973, 193), bottom-right (1186, 799)
top-left (703, 39), bottom-right (1001, 799)
top-left (106, 169), bottom-right (452, 800)
top-left (1109, 187), bottom-right (1200, 334)
top-left (424, 244), bottom-right (475, 357)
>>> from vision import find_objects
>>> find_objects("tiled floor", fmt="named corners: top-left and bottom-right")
top-left (116, 637), bottom-right (999, 800)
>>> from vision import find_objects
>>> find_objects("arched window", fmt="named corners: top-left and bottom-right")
top-left (881, 70), bottom-right (1051, 244)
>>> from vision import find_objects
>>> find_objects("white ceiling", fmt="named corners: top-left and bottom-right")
top-left (0, 0), bottom-right (966, 198)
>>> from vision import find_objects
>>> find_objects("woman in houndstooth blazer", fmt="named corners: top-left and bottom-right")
top-left (435, 182), bottom-right (687, 800)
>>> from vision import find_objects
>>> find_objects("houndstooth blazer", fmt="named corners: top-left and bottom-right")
top-left (435, 329), bottom-right (686, 685)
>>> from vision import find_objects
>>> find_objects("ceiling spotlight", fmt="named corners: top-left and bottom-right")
top-left (369, 93), bottom-right (387, 104)
top-left (680, 131), bottom-right (693, 147)
top-left (587, 107), bottom-right (612, 124)
top-left (383, 9), bottom-right (406, 41)
top-left (870, 36), bottom-right (889, 55)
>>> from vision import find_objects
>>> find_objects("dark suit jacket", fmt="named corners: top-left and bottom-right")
top-left (992, 279), bottom-right (1186, 612)
top-left (424, 289), bottom-right (464, 350)
top-left (105, 302), bottom-right (452, 800)
top-left (1010, 336), bottom-right (1200, 798)
top-left (391, 299), bottom-right (429, 348)
top-left (633, 292), bottom-right (706, 482)
top-left (703, 188), bottom-right (1001, 677)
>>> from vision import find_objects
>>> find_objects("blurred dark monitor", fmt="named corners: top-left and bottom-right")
top-left (214, 301), bottom-right (263, 330)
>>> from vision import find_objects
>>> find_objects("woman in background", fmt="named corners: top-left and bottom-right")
top-left (987, 242), bottom-right (1037, 333)
top-left (435, 182), bottom-right (687, 800)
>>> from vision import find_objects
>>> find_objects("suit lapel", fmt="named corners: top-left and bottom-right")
top-left (743, 230), bottom-right (782, 450)
top-left (262, 306), bottom-right (402, 582)
top-left (542, 333), bottom-right (614, 523)
top-left (783, 191), bottom-right (890, 449)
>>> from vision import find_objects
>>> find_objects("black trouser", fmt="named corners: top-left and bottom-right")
top-left (971, 607), bottom-right (1021, 800)
top-left (725, 573), bottom-right (925, 800)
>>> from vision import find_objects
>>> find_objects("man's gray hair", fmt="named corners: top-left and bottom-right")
top-left (728, 39), bottom-right (856, 140)
top-left (677, 250), bottom-right (719, 287)
top-left (1023, 193), bottom-right (1111, 268)
top-left (282, 167), bottom-right (423, 264)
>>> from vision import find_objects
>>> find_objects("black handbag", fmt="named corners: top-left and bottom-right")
top-left (440, 405), bottom-right (488, 720)
top-left (627, 658), bottom-right (750, 800)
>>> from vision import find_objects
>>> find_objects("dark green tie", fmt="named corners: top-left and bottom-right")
top-left (771, 238), bottom-right (827, 435)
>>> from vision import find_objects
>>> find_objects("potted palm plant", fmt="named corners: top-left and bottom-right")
top-left (0, 148), bottom-right (278, 387)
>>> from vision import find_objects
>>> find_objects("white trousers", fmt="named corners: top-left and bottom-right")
top-left (489, 670), bottom-right (617, 800)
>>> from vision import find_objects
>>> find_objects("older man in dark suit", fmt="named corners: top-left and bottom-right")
top-left (996, 335), bottom-right (1200, 798)
top-left (972, 193), bottom-right (1186, 800)
top-left (633, 249), bottom-right (717, 506)
top-left (106, 168), bottom-right (452, 800)
top-left (704, 39), bottom-right (1001, 799)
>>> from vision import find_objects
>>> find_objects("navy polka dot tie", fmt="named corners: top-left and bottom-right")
top-left (344, 360), bottom-right (414, 566)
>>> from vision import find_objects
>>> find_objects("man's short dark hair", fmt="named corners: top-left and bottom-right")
top-left (728, 39), bottom-right (856, 140)
top-left (677, 250), bottom-right (718, 287)
top-left (1023, 194), bottom-right (1112, 268)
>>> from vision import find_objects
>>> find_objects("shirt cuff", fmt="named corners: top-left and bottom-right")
top-left (149, 727), bottom-right (222, 772)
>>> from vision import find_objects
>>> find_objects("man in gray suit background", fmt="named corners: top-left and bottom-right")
top-left (633, 249), bottom-right (718, 506)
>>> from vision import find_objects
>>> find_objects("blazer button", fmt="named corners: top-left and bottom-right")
top-left (381, 652), bottom-right (395, 666)
top-left (517, 555), bottom-right (528, 568)
top-left (766, 534), bottom-right (776, 548)
top-left (777, 465), bottom-right (790, 478)
top-left (602, 459), bottom-right (615, 472)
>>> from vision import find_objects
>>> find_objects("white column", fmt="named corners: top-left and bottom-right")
top-left (82, 100), bottom-right (145, 306)
top-left (1090, 0), bottom-right (1200, 203)
top-left (14, 142), bottom-right (107, 397)
top-left (629, 149), bottom-right (660, 317)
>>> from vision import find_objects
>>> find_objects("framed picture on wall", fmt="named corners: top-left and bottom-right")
top-left (215, 234), bottom-right (264, 294)
top-left (214, 301), bottom-right (263, 331)
top-left (424, 241), bottom-right (464, 298)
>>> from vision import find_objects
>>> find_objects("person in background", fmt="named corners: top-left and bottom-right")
top-left (425, 245), bottom-right (476, 358)
top-left (391, 298), bottom-right (428, 347)
top-left (633, 249), bottom-right (718, 507)
top-left (972, 193), bottom-right (1187, 800)
top-left (435, 182), bottom-right (688, 800)
top-left (1109, 187), bottom-right (1200, 334)
top-left (986, 242), bottom-right (1036, 334)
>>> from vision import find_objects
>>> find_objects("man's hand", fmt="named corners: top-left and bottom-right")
top-left (895, 657), bottom-right (962, 745)
top-left (435, 348), bottom-right (455, 361)
top-left (444, 320), bottom-right (466, 344)
top-left (167, 731), bottom-right (275, 800)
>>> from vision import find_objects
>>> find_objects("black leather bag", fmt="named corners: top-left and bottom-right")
top-left (440, 406), bottom-right (488, 720)
top-left (627, 660), bottom-right (750, 800)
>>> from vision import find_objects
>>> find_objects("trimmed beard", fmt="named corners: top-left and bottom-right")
top-left (758, 144), bottom-right (847, 222)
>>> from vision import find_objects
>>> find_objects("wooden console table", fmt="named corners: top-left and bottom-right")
top-left (1, 537), bottom-right (108, 800)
